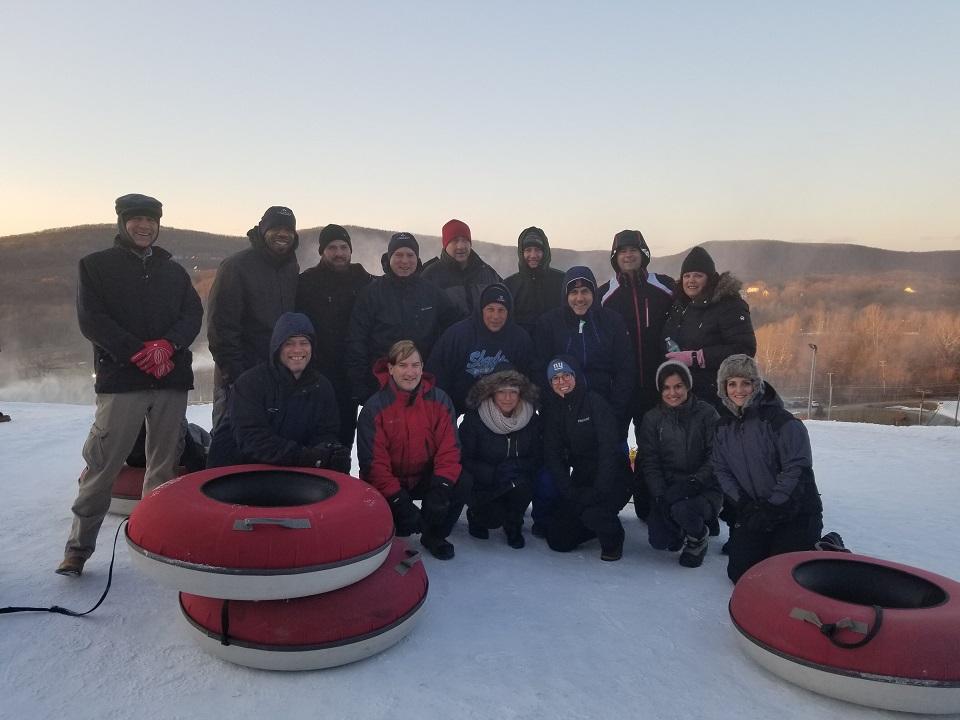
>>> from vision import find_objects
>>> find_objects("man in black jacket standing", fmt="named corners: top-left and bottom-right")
top-left (57, 194), bottom-right (202, 576)
top-left (503, 226), bottom-right (566, 336)
top-left (296, 224), bottom-right (374, 448)
top-left (421, 219), bottom-right (501, 318)
top-left (207, 206), bottom-right (299, 429)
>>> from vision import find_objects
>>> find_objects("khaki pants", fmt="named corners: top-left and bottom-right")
top-left (64, 389), bottom-right (187, 558)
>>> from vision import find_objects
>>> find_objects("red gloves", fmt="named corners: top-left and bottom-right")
top-left (130, 339), bottom-right (175, 379)
top-left (665, 349), bottom-right (705, 369)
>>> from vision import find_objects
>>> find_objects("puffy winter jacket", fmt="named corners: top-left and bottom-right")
top-left (638, 393), bottom-right (721, 508)
top-left (421, 249), bottom-right (502, 319)
top-left (346, 257), bottom-right (459, 402)
top-left (503, 231), bottom-right (566, 336)
top-left (712, 382), bottom-right (821, 514)
top-left (296, 261), bottom-right (374, 384)
top-left (661, 272), bottom-right (756, 408)
top-left (77, 239), bottom-right (202, 393)
top-left (356, 359), bottom-right (462, 499)
top-left (206, 313), bottom-right (339, 467)
top-left (542, 368), bottom-right (631, 507)
top-left (598, 268), bottom-right (674, 408)
top-left (458, 367), bottom-right (542, 504)
top-left (207, 228), bottom-right (300, 387)
top-left (534, 303), bottom-right (635, 423)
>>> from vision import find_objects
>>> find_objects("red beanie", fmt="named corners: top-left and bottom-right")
top-left (442, 219), bottom-right (471, 249)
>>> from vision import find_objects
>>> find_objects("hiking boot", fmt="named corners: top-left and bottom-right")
top-left (707, 516), bottom-right (721, 537)
top-left (420, 535), bottom-right (455, 560)
top-left (679, 530), bottom-right (708, 568)
top-left (504, 526), bottom-right (525, 549)
top-left (55, 554), bottom-right (86, 576)
top-left (815, 531), bottom-right (851, 553)
top-left (468, 522), bottom-right (489, 540)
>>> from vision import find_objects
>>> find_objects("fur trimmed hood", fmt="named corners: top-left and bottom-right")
top-left (680, 271), bottom-right (744, 306)
top-left (466, 366), bottom-right (539, 410)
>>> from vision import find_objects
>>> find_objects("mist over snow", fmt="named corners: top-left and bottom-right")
top-left (0, 401), bottom-right (958, 719)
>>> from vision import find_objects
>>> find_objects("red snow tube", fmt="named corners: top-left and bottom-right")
top-left (179, 539), bottom-right (428, 671)
top-left (730, 551), bottom-right (960, 714)
top-left (126, 464), bottom-right (394, 601)
top-left (106, 464), bottom-right (186, 516)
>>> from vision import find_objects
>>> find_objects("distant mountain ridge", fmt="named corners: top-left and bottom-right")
top-left (3, 224), bottom-right (958, 295)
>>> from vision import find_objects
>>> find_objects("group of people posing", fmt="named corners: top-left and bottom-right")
top-left (57, 194), bottom-right (830, 584)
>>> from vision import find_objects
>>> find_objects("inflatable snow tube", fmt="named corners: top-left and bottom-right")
top-left (730, 551), bottom-right (960, 714)
top-left (107, 465), bottom-right (146, 516)
top-left (126, 464), bottom-right (394, 600)
top-left (105, 464), bottom-right (187, 516)
top-left (179, 539), bottom-right (428, 671)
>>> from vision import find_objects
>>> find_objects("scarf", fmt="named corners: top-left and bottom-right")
top-left (478, 397), bottom-right (534, 435)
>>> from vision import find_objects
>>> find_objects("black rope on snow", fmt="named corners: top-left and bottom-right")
top-left (0, 519), bottom-right (127, 617)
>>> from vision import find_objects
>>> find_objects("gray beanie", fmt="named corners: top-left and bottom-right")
top-left (655, 360), bottom-right (693, 393)
top-left (717, 354), bottom-right (763, 412)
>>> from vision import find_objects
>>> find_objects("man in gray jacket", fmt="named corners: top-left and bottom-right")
top-left (207, 206), bottom-right (299, 429)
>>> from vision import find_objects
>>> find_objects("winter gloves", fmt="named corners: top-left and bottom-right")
top-left (297, 442), bottom-right (352, 473)
top-left (665, 349), bottom-right (705, 369)
top-left (738, 498), bottom-right (794, 533)
top-left (422, 477), bottom-right (453, 519)
top-left (388, 490), bottom-right (422, 536)
top-left (131, 339), bottom-right (175, 379)
top-left (664, 477), bottom-right (703, 505)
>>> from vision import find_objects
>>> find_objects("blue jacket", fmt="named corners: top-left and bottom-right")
top-left (712, 382), bottom-right (821, 513)
top-left (207, 313), bottom-right (339, 467)
top-left (534, 268), bottom-right (635, 422)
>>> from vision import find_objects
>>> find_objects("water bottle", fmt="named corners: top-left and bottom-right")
top-left (665, 336), bottom-right (681, 353)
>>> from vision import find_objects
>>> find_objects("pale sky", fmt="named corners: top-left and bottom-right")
top-left (1, 1), bottom-right (957, 254)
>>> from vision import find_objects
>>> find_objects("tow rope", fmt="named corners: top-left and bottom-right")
top-left (0, 519), bottom-right (126, 617)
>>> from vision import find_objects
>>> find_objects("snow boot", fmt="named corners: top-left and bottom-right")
top-left (466, 508), bottom-right (490, 539)
top-left (679, 530), bottom-right (708, 568)
top-left (814, 531), bottom-right (851, 553)
top-left (0, 412), bottom-right (11, 423)
top-left (599, 530), bottom-right (625, 561)
top-left (420, 534), bottom-right (455, 560)
top-left (504, 524), bottom-right (525, 549)
top-left (55, 553), bottom-right (86, 577)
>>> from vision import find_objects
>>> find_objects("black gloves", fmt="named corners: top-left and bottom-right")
top-left (297, 442), bottom-right (352, 473)
top-left (739, 499), bottom-right (792, 533)
top-left (422, 477), bottom-right (453, 519)
top-left (664, 477), bottom-right (702, 505)
top-left (388, 490), bottom-right (422, 536)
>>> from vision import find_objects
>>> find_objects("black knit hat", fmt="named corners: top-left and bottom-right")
top-left (680, 246), bottom-right (716, 276)
top-left (480, 282), bottom-right (513, 313)
top-left (115, 194), bottom-right (162, 222)
top-left (318, 223), bottom-right (351, 252)
top-left (258, 206), bottom-right (297, 236)
top-left (519, 226), bottom-right (547, 250)
top-left (611, 229), bottom-right (651, 268)
top-left (387, 232), bottom-right (419, 257)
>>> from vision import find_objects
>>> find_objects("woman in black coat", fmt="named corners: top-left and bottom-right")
top-left (638, 361), bottom-right (721, 568)
top-left (541, 355), bottom-right (632, 561)
top-left (661, 246), bottom-right (756, 412)
top-left (459, 364), bottom-right (541, 548)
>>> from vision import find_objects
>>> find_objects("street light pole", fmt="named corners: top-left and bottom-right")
top-left (807, 343), bottom-right (818, 420)
top-left (827, 372), bottom-right (835, 421)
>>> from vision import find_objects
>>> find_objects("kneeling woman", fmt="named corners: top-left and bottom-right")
top-left (542, 355), bottom-right (632, 561)
top-left (459, 364), bottom-right (541, 549)
top-left (357, 340), bottom-right (471, 560)
top-left (713, 355), bottom-right (823, 582)
top-left (638, 361), bottom-right (721, 568)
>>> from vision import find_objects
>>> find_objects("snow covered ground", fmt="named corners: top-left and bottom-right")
top-left (1, 400), bottom-right (958, 720)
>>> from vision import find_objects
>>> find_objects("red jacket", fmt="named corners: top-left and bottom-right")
top-left (356, 358), bottom-right (462, 498)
